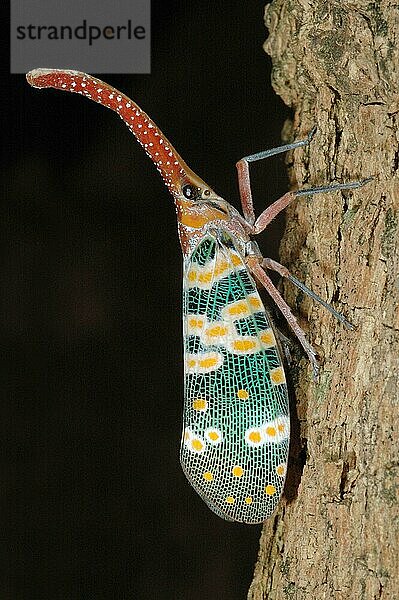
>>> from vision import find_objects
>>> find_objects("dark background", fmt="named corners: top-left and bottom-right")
top-left (4, 1), bottom-right (289, 598)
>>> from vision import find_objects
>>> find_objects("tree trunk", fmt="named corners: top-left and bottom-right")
top-left (249, 3), bottom-right (399, 599)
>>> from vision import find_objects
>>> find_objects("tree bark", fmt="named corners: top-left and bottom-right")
top-left (249, 3), bottom-right (399, 599)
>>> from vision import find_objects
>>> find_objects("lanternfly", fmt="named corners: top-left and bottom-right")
top-left (26, 69), bottom-right (370, 523)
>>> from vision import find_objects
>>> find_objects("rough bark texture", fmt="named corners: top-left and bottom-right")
top-left (249, 3), bottom-right (399, 599)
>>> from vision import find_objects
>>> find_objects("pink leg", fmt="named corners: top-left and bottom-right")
top-left (250, 177), bottom-right (372, 234)
top-left (248, 260), bottom-right (319, 380)
top-left (235, 128), bottom-right (317, 225)
top-left (253, 192), bottom-right (296, 234)
top-left (236, 160), bottom-right (256, 225)
top-left (235, 160), bottom-right (296, 232)
top-left (235, 162), bottom-right (297, 233)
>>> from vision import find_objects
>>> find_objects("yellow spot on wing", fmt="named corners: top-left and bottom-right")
top-left (203, 471), bottom-right (213, 481)
top-left (270, 366), bottom-right (286, 385)
top-left (191, 438), bottom-right (205, 452)
top-left (232, 339), bottom-right (257, 352)
top-left (192, 398), bottom-right (207, 411)
top-left (199, 356), bottom-right (218, 369)
top-left (183, 428), bottom-right (192, 443)
top-left (263, 416), bottom-right (290, 442)
top-left (222, 295), bottom-right (264, 322)
top-left (186, 250), bottom-right (241, 291)
top-left (188, 317), bottom-right (204, 329)
top-left (205, 427), bottom-right (223, 444)
top-left (228, 336), bottom-right (260, 355)
top-left (265, 484), bottom-right (276, 496)
top-left (245, 427), bottom-right (264, 446)
top-left (198, 270), bottom-right (213, 284)
top-left (227, 301), bottom-right (248, 317)
top-left (186, 352), bottom-right (223, 373)
top-left (187, 269), bottom-right (197, 282)
top-left (213, 260), bottom-right (229, 277)
top-left (276, 464), bottom-right (286, 477)
top-left (206, 324), bottom-right (229, 337)
top-left (237, 389), bottom-right (249, 400)
top-left (225, 496), bottom-right (235, 504)
top-left (260, 328), bottom-right (276, 348)
top-left (245, 496), bottom-right (253, 505)
top-left (202, 322), bottom-right (232, 346)
top-left (232, 465), bottom-right (244, 477)
top-left (249, 431), bottom-right (261, 443)
top-left (248, 296), bottom-right (262, 309)
top-left (185, 262), bottom-right (215, 290)
top-left (185, 314), bottom-right (206, 336)
top-left (230, 253), bottom-right (242, 267)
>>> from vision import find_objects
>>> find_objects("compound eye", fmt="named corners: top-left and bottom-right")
top-left (202, 189), bottom-right (211, 198)
top-left (182, 184), bottom-right (196, 199)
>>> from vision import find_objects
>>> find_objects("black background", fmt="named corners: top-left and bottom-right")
top-left (4, 1), bottom-right (290, 598)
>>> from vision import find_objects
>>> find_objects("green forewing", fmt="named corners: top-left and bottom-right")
top-left (180, 233), bottom-right (289, 523)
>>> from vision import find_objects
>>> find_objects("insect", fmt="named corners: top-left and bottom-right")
top-left (26, 69), bottom-right (370, 523)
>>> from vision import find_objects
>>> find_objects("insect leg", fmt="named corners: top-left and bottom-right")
top-left (248, 259), bottom-right (319, 380)
top-left (294, 178), bottom-right (373, 198)
top-left (253, 178), bottom-right (372, 234)
top-left (262, 257), bottom-right (354, 329)
top-left (236, 127), bottom-right (317, 225)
